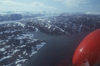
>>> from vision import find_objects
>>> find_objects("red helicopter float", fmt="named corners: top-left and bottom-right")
top-left (73, 29), bottom-right (100, 66)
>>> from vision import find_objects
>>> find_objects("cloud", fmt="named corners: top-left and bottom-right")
top-left (0, 0), bottom-right (58, 12)
top-left (54, 0), bottom-right (88, 7)
top-left (85, 12), bottom-right (100, 15)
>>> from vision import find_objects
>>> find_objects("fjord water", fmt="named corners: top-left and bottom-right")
top-left (25, 31), bottom-right (89, 66)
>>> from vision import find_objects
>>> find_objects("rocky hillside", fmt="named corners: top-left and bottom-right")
top-left (21, 14), bottom-right (100, 35)
top-left (0, 22), bottom-right (46, 66)
top-left (0, 13), bottom-right (100, 66)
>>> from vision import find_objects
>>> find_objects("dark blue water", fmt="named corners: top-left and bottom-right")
top-left (25, 31), bottom-right (90, 66)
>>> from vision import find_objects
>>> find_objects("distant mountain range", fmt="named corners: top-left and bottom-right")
top-left (20, 13), bottom-right (100, 35)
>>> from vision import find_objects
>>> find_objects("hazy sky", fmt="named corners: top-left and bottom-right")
top-left (0, 0), bottom-right (100, 13)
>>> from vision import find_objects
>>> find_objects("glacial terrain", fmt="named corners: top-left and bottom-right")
top-left (0, 13), bottom-right (100, 66)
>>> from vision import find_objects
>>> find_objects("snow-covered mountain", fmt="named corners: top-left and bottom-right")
top-left (0, 13), bottom-right (100, 66)
top-left (0, 12), bottom-right (45, 22)
top-left (21, 13), bottom-right (100, 35)
top-left (0, 22), bottom-right (46, 66)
